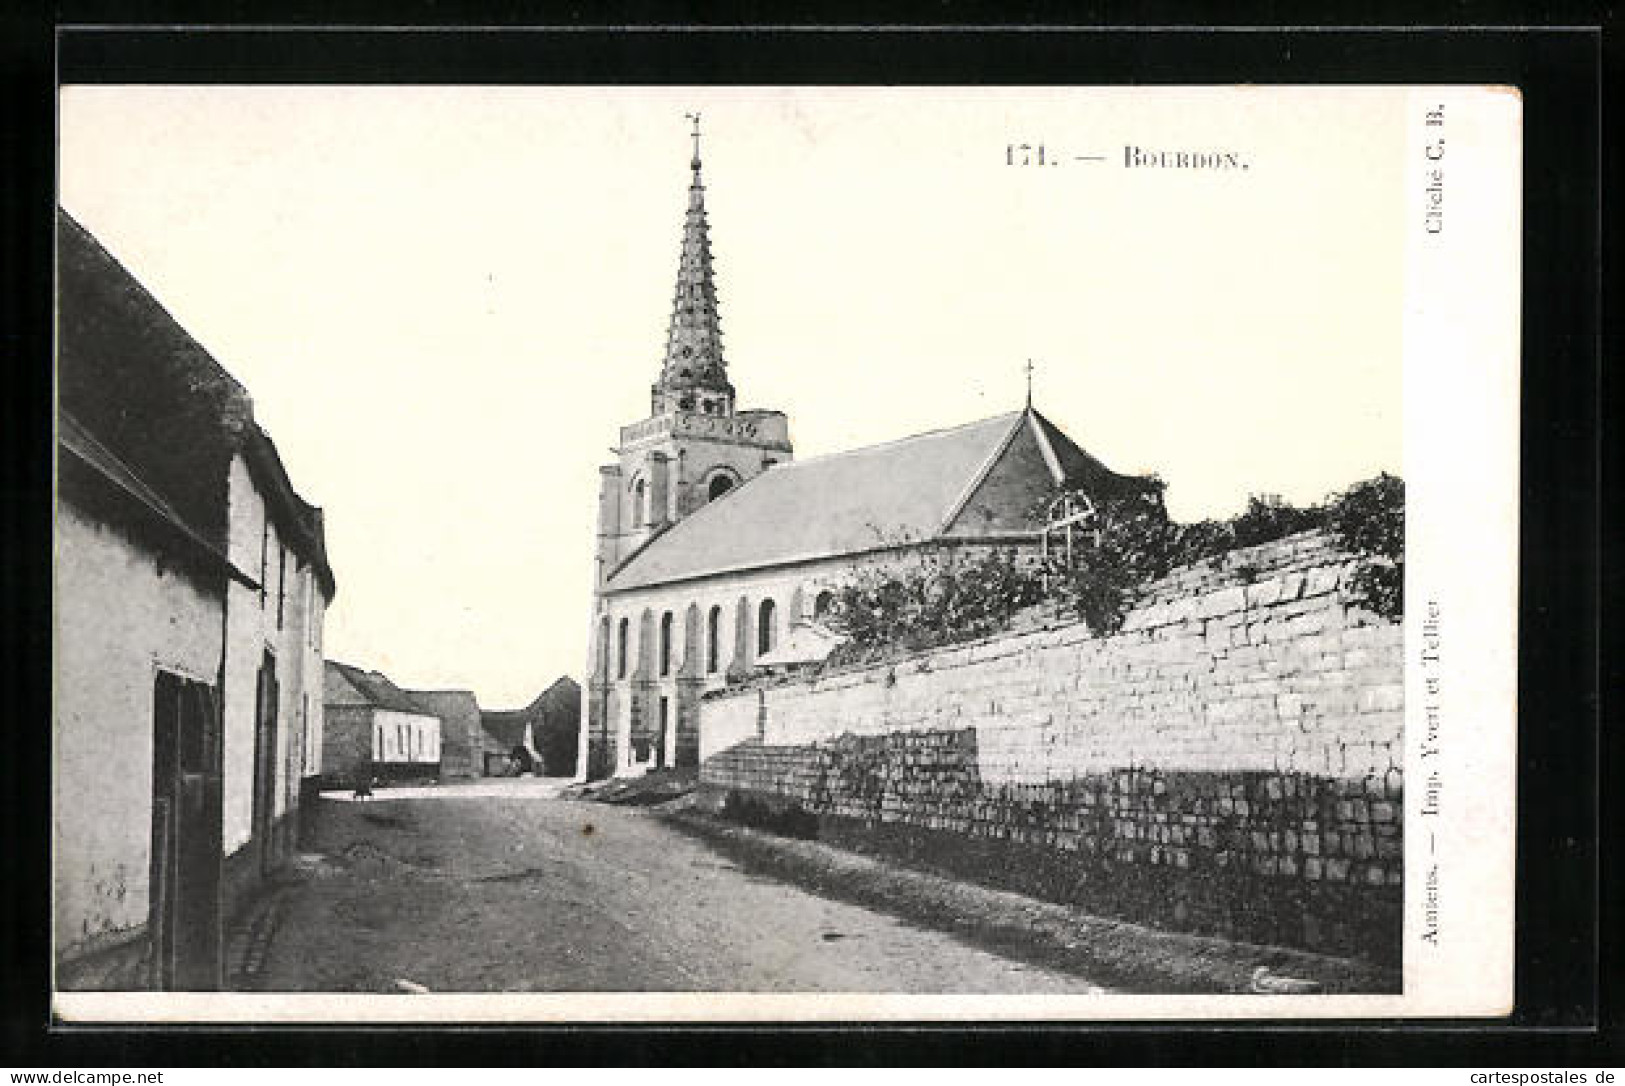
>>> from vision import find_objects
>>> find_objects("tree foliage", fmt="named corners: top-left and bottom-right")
top-left (822, 472), bottom-right (1405, 663)
top-left (1325, 472), bottom-right (1405, 621)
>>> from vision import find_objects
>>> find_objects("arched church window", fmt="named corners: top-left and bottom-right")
top-left (617, 617), bottom-right (629, 680)
top-left (659, 612), bottom-right (674, 676)
top-left (633, 479), bottom-right (647, 527)
top-left (758, 599), bottom-right (778, 656)
top-left (599, 616), bottom-right (611, 676)
top-left (708, 474), bottom-right (734, 501)
top-left (706, 605), bottom-right (721, 674)
top-left (814, 590), bottom-right (834, 620)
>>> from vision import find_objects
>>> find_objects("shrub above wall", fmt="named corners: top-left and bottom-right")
top-left (822, 473), bottom-right (1405, 665)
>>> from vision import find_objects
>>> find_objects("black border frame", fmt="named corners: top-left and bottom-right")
top-left (3, 9), bottom-right (1613, 1066)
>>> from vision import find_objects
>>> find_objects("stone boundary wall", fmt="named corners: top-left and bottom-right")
top-left (704, 530), bottom-right (1402, 781)
top-left (697, 530), bottom-right (1404, 962)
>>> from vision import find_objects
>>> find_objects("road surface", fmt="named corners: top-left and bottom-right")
top-left (250, 782), bottom-right (1104, 993)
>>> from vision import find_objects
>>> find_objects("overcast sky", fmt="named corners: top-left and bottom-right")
top-left (59, 86), bottom-right (1404, 706)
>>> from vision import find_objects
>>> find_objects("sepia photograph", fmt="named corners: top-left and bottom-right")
top-left (51, 85), bottom-right (1518, 1021)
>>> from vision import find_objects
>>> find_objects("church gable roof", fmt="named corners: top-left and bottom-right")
top-left (606, 407), bottom-right (1142, 593)
top-left (606, 411), bottom-right (1022, 592)
top-left (942, 410), bottom-right (1147, 537)
top-left (938, 411), bottom-right (1061, 536)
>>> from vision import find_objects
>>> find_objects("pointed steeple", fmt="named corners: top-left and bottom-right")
top-left (653, 113), bottom-right (735, 416)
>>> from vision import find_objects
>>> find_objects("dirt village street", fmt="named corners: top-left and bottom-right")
top-left (238, 780), bottom-right (1107, 994)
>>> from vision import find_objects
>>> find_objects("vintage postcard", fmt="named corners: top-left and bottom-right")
top-left (52, 85), bottom-right (1519, 1021)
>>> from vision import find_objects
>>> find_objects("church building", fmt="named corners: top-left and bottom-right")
top-left (577, 124), bottom-right (1146, 782)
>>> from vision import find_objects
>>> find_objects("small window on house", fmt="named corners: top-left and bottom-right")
top-left (706, 605), bottom-right (722, 674)
top-left (708, 475), bottom-right (733, 501)
top-left (617, 617), bottom-right (630, 679)
top-left (659, 612), bottom-right (674, 676)
top-left (758, 599), bottom-right (777, 656)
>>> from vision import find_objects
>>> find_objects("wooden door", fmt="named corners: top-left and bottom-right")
top-left (252, 652), bottom-right (280, 876)
top-left (149, 671), bottom-right (223, 990)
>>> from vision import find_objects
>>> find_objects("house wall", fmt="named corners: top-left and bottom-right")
top-left (372, 709), bottom-right (441, 765)
top-left (54, 498), bottom-right (224, 981)
top-left (321, 704), bottom-right (375, 784)
top-left (220, 454), bottom-right (328, 919)
top-left (440, 714), bottom-right (479, 779)
top-left (698, 531), bottom-right (1404, 962)
top-left (408, 691), bottom-right (481, 779)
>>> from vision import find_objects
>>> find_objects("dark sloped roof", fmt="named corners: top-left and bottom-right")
top-left (403, 689), bottom-right (482, 735)
top-left (59, 411), bottom-right (248, 582)
top-left (480, 676), bottom-right (580, 748)
top-left (58, 211), bottom-right (249, 546)
top-left (57, 209), bottom-right (335, 599)
top-left (324, 660), bottom-right (434, 715)
top-left (243, 424), bottom-right (337, 599)
top-left (605, 408), bottom-right (1144, 593)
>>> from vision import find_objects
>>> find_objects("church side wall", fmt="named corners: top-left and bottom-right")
top-left (696, 531), bottom-right (1404, 964)
top-left (580, 541), bottom-right (1029, 780)
top-left (583, 562), bottom-right (833, 779)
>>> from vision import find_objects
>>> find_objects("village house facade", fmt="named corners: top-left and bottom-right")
top-left (55, 211), bottom-right (335, 990)
top-left (480, 676), bottom-right (580, 777)
top-left (322, 661), bottom-right (444, 786)
top-left (577, 129), bottom-right (1145, 782)
top-left (403, 687), bottom-right (484, 781)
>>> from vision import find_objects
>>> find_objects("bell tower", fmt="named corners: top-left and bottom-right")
top-left (590, 115), bottom-right (793, 590)
top-left (652, 113), bottom-right (735, 418)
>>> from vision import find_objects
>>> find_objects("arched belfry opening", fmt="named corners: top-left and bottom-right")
top-left (708, 474), bottom-right (734, 501)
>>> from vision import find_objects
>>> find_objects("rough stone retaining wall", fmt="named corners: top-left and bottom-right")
top-left (698, 530), bottom-right (1404, 962)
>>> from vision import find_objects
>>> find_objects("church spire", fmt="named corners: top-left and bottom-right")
top-left (653, 112), bottom-right (734, 416)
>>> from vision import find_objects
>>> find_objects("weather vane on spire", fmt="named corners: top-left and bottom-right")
top-left (1025, 359), bottom-right (1036, 409)
top-left (686, 111), bottom-right (703, 167)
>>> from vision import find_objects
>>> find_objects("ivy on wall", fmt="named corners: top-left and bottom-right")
top-left (824, 473), bottom-right (1404, 664)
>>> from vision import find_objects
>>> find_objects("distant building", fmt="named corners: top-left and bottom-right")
top-left (56, 210), bottom-right (336, 990)
top-left (577, 128), bottom-right (1147, 781)
top-left (480, 677), bottom-right (581, 777)
top-left (322, 662), bottom-right (443, 786)
top-left (401, 687), bottom-right (483, 781)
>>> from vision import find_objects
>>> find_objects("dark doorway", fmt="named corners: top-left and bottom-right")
top-left (252, 651), bottom-right (280, 877)
top-left (148, 670), bottom-right (223, 990)
top-left (656, 696), bottom-right (670, 769)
